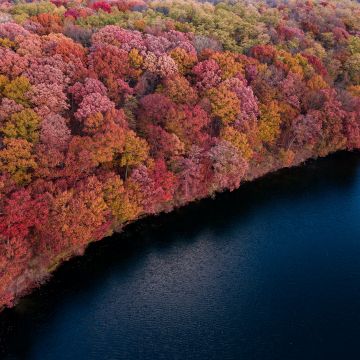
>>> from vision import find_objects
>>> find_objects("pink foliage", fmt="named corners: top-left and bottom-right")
top-left (69, 78), bottom-right (108, 104)
top-left (175, 146), bottom-right (211, 202)
top-left (64, 8), bottom-right (82, 20)
top-left (332, 27), bottom-right (349, 42)
top-left (16, 34), bottom-right (43, 57)
top-left (75, 93), bottom-right (115, 121)
top-left (0, 98), bottom-right (24, 123)
top-left (301, 53), bottom-right (328, 77)
top-left (40, 114), bottom-right (71, 151)
top-left (144, 34), bottom-right (171, 55)
top-left (345, 112), bottom-right (360, 150)
top-left (0, 48), bottom-right (28, 78)
top-left (277, 24), bottom-right (305, 41)
top-left (143, 124), bottom-right (184, 160)
top-left (279, 72), bottom-right (304, 110)
top-left (163, 30), bottom-right (196, 55)
top-left (192, 59), bottom-right (222, 92)
top-left (27, 83), bottom-right (69, 116)
top-left (129, 160), bottom-right (176, 213)
top-left (0, 22), bottom-right (30, 40)
top-left (291, 111), bottom-right (323, 147)
top-left (208, 140), bottom-right (248, 191)
top-left (0, 189), bottom-right (49, 260)
top-left (25, 62), bottom-right (68, 87)
top-left (224, 77), bottom-right (259, 128)
top-left (139, 93), bottom-right (174, 126)
top-left (92, 1), bottom-right (112, 13)
top-left (143, 52), bottom-right (178, 77)
top-left (92, 26), bottom-right (145, 52)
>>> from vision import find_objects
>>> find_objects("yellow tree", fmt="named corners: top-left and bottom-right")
top-left (207, 84), bottom-right (240, 125)
top-left (120, 130), bottom-right (149, 179)
top-left (307, 74), bottom-right (328, 91)
top-left (347, 85), bottom-right (360, 97)
top-left (1, 109), bottom-right (41, 143)
top-left (2, 76), bottom-right (31, 106)
top-left (169, 47), bottom-right (197, 75)
top-left (0, 75), bottom-right (9, 91)
top-left (258, 101), bottom-right (282, 146)
top-left (210, 51), bottom-right (244, 80)
top-left (220, 126), bottom-right (253, 160)
top-left (162, 75), bottom-right (198, 104)
top-left (0, 138), bottom-right (37, 184)
top-left (102, 174), bottom-right (142, 224)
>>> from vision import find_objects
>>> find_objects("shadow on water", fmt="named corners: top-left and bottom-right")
top-left (0, 151), bottom-right (359, 360)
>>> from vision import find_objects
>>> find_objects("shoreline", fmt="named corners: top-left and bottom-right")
top-left (2, 147), bottom-right (357, 313)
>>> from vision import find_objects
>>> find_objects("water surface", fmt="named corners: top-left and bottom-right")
top-left (1, 152), bottom-right (360, 360)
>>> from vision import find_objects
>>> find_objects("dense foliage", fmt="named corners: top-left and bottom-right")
top-left (0, 0), bottom-right (359, 309)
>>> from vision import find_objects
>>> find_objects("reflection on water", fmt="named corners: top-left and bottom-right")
top-left (1, 151), bottom-right (360, 360)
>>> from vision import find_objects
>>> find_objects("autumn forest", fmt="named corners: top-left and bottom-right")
top-left (0, 0), bottom-right (359, 310)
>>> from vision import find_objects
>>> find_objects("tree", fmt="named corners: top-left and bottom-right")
top-left (192, 59), bottom-right (222, 92)
top-left (34, 144), bottom-right (65, 180)
top-left (0, 189), bottom-right (49, 262)
top-left (250, 45), bottom-right (276, 64)
top-left (289, 111), bottom-right (323, 149)
top-left (220, 126), bottom-right (253, 160)
top-left (161, 75), bottom-right (198, 104)
top-left (344, 54), bottom-right (360, 85)
top-left (138, 93), bottom-right (175, 127)
top-left (0, 48), bottom-right (29, 78)
top-left (63, 136), bottom-right (98, 183)
top-left (143, 53), bottom-right (178, 77)
top-left (40, 114), bottom-right (71, 151)
top-left (207, 84), bottom-right (240, 125)
top-left (92, 2), bottom-right (112, 13)
top-left (90, 110), bottom-right (127, 165)
top-left (165, 104), bottom-right (211, 148)
top-left (317, 89), bottom-right (347, 154)
top-left (222, 77), bottom-right (259, 131)
top-left (344, 112), bottom-right (360, 150)
top-left (1, 109), bottom-right (41, 143)
top-left (101, 172), bottom-right (140, 224)
top-left (174, 146), bottom-right (212, 203)
top-left (46, 176), bottom-right (110, 249)
top-left (25, 62), bottom-right (67, 88)
top-left (27, 83), bottom-right (69, 117)
top-left (31, 13), bottom-right (63, 35)
top-left (2, 76), bottom-right (31, 106)
top-left (127, 159), bottom-right (176, 214)
top-left (92, 25), bottom-right (145, 52)
top-left (208, 140), bottom-right (248, 191)
top-left (144, 34), bottom-right (171, 55)
top-left (0, 138), bottom-right (37, 184)
top-left (142, 124), bottom-right (185, 160)
top-left (258, 101), bottom-right (282, 146)
top-left (75, 93), bottom-right (114, 121)
top-left (307, 74), bottom-right (328, 91)
top-left (69, 78), bottom-right (108, 104)
top-left (89, 44), bottom-right (135, 82)
top-left (210, 51), bottom-right (244, 80)
top-left (0, 22), bottom-right (30, 41)
top-left (0, 98), bottom-right (24, 123)
top-left (120, 131), bottom-right (149, 178)
top-left (169, 47), bottom-right (197, 74)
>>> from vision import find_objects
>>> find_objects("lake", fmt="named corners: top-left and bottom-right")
top-left (1, 152), bottom-right (360, 360)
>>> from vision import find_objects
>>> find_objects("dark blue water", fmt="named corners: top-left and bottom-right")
top-left (1, 152), bottom-right (360, 360)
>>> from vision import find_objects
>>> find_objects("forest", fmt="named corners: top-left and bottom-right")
top-left (0, 0), bottom-right (359, 310)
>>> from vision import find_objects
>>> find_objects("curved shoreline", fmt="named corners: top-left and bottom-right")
top-left (2, 148), bottom-right (358, 313)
